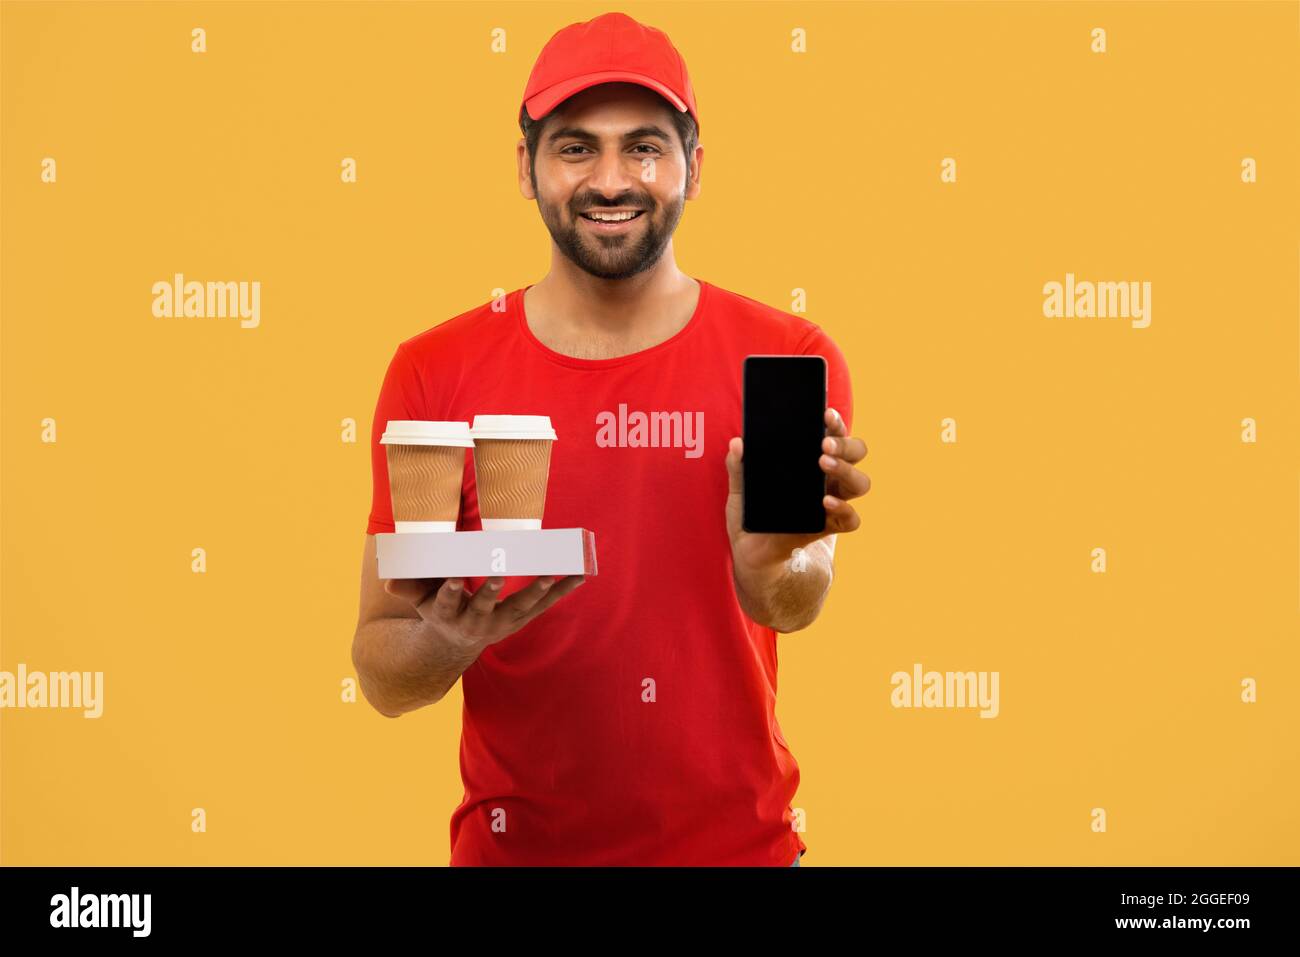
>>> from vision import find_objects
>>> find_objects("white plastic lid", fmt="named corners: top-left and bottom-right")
top-left (470, 414), bottom-right (557, 441)
top-left (380, 420), bottom-right (474, 447)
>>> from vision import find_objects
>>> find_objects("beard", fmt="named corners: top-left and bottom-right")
top-left (537, 187), bottom-right (686, 281)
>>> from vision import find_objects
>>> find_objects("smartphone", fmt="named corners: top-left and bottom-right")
top-left (742, 355), bottom-right (828, 533)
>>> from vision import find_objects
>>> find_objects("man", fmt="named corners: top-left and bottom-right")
top-left (352, 11), bottom-right (871, 866)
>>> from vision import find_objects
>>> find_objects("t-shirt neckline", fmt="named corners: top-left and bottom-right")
top-left (514, 278), bottom-right (711, 370)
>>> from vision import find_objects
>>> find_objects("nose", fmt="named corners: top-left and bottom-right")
top-left (586, 145), bottom-right (639, 196)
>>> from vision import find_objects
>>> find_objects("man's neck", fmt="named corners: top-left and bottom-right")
top-left (523, 259), bottom-right (701, 358)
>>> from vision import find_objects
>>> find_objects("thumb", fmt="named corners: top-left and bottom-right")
top-left (384, 577), bottom-right (441, 607)
top-left (726, 436), bottom-right (744, 497)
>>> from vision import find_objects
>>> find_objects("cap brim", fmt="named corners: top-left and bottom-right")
top-left (525, 70), bottom-right (688, 122)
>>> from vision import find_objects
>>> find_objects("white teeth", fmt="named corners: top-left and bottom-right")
top-left (584, 211), bottom-right (640, 222)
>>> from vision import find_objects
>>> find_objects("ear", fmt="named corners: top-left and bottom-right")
top-left (685, 141), bottom-right (703, 201)
top-left (518, 138), bottom-right (537, 201)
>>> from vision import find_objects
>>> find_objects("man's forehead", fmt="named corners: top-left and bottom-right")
top-left (548, 83), bottom-right (676, 128)
top-left (543, 121), bottom-right (675, 146)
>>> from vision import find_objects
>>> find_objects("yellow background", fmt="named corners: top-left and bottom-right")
top-left (2, 0), bottom-right (1297, 865)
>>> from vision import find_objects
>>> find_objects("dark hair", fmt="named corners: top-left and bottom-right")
top-left (519, 98), bottom-right (698, 189)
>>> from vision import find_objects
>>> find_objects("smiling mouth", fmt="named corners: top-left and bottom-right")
top-left (579, 210), bottom-right (646, 224)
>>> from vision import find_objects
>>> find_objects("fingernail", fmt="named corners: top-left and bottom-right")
top-left (448, 580), bottom-right (461, 591)
top-left (821, 455), bottom-right (837, 467)
top-left (489, 581), bottom-right (501, 590)
top-left (825, 495), bottom-right (842, 507)
top-left (539, 577), bottom-right (554, 588)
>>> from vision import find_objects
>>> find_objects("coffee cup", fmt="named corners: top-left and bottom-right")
top-left (380, 420), bottom-right (473, 532)
top-left (469, 415), bottom-right (557, 531)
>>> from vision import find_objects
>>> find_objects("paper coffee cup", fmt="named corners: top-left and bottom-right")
top-left (381, 420), bottom-right (473, 532)
top-left (469, 415), bottom-right (556, 531)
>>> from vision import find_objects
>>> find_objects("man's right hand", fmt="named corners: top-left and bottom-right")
top-left (382, 574), bottom-right (586, 650)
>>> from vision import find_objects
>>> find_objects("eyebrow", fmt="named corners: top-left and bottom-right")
top-left (545, 125), bottom-right (674, 147)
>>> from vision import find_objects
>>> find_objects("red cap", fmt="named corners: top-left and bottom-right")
top-left (520, 12), bottom-right (699, 138)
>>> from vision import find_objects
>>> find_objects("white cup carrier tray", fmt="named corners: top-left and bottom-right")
top-left (376, 528), bottom-right (598, 580)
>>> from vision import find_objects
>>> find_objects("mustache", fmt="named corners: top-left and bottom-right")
top-left (573, 200), bottom-right (653, 212)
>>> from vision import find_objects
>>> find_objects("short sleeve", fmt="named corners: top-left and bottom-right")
top-left (366, 343), bottom-right (426, 535)
top-left (797, 324), bottom-right (853, 435)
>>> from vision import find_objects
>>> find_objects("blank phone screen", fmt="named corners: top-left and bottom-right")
top-left (742, 355), bottom-right (827, 534)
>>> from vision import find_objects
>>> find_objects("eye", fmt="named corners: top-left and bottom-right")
top-left (558, 144), bottom-right (662, 156)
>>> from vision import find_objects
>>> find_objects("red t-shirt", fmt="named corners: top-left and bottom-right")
top-left (366, 278), bottom-right (853, 865)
